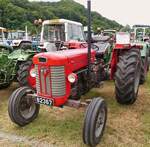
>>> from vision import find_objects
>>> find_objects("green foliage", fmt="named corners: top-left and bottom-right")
top-left (120, 24), bottom-right (131, 32)
top-left (0, 0), bottom-right (122, 34)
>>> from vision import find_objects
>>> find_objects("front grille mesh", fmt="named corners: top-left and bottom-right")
top-left (35, 65), bottom-right (66, 97)
top-left (51, 66), bottom-right (66, 96)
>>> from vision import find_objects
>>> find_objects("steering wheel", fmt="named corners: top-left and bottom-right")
top-left (55, 41), bottom-right (64, 50)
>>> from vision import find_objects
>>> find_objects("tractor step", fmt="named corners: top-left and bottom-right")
top-left (65, 100), bottom-right (88, 108)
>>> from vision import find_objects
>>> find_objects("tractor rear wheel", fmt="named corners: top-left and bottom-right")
top-left (83, 97), bottom-right (107, 147)
top-left (115, 48), bottom-right (141, 105)
top-left (17, 61), bottom-right (36, 89)
top-left (8, 87), bottom-right (40, 126)
top-left (140, 57), bottom-right (149, 84)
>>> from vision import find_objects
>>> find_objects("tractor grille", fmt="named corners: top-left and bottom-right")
top-left (35, 65), bottom-right (66, 97)
top-left (51, 66), bottom-right (66, 96)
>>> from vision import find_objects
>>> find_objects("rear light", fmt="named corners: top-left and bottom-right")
top-left (136, 45), bottom-right (143, 49)
top-left (123, 44), bottom-right (131, 48)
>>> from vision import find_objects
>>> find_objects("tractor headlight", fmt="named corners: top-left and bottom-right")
top-left (30, 68), bottom-right (36, 78)
top-left (68, 73), bottom-right (77, 83)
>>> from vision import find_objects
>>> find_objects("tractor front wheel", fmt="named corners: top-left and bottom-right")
top-left (17, 61), bottom-right (36, 89)
top-left (8, 87), bottom-right (40, 126)
top-left (115, 48), bottom-right (141, 105)
top-left (83, 97), bottom-right (107, 146)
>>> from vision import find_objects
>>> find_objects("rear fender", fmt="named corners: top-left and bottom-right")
top-left (110, 45), bottom-right (142, 79)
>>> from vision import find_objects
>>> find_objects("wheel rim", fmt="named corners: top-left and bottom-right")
top-left (20, 94), bottom-right (36, 119)
top-left (134, 62), bottom-right (140, 94)
top-left (95, 107), bottom-right (105, 138)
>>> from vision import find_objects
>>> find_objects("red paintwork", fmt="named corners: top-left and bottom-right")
top-left (33, 48), bottom-right (96, 71)
top-left (114, 44), bottom-right (131, 49)
top-left (110, 48), bottom-right (118, 79)
top-left (30, 40), bottom-right (87, 89)
top-left (27, 64), bottom-right (36, 89)
top-left (66, 40), bottom-right (88, 49)
top-left (33, 48), bottom-right (96, 107)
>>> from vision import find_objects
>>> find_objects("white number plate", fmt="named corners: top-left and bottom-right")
top-left (35, 97), bottom-right (53, 106)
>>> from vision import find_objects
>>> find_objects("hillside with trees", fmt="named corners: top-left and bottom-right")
top-left (0, 0), bottom-right (122, 34)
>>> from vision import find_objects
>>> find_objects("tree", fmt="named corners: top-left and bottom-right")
top-left (120, 24), bottom-right (131, 32)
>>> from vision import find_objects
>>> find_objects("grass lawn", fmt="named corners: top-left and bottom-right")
top-left (0, 76), bottom-right (150, 147)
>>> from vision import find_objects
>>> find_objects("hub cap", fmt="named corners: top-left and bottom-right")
top-left (20, 95), bottom-right (36, 119)
top-left (95, 107), bottom-right (105, 138)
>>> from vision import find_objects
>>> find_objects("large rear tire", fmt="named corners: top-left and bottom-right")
top-left (17, 61), bottom-right (36, 89)
top-left (83, 97), bottom-right (107, 147)
top-left (115, 48), bottom-right (141, 105)
top-left (8, 87), bottom-right (40, 126)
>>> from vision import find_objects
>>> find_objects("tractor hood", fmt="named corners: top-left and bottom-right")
top-left (33, 48), bottom-right (96, 72)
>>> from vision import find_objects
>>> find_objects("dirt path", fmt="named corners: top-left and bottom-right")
top-left (0, 131), bottom-right (55, 147)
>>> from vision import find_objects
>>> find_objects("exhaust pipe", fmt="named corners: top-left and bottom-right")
top-left (87, 0), bottom-right (92, 75)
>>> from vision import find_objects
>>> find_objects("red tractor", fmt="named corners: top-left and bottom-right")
top-left (8, 1), bottom-right (145, 146)
top-left (17, 19), bottom-right (88, 89)
top-left (8, 1), bottom-right (107, 146)
top-left (111, 32), bottom-right (144, 104)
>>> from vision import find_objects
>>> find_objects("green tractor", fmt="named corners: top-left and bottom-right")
top-left (0, 44), bottom-right (35, 88)
top-left (0, 45), bottom-right (15, 88)
top-left (132, 25), bottom-right (150, 84)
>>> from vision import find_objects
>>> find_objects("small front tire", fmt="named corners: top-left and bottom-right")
top-left (8, 86), bottom-right (40, 126)
top-left (83, 97), bottom-right (107, 147)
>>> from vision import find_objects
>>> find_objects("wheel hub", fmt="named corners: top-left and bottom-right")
top-left (20, 95), bottom-right (36, 119)
top-left (95, 108), bottom-right (105, 138)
